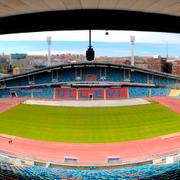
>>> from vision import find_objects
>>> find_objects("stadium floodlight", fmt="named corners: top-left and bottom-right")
top-left (130, 35), bottom-right (135, 66)
top-left (47, 36), bottom-right (51, 66)
top-left (86, 30), bottom-right (95, 61)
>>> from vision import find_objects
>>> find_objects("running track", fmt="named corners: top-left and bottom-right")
top-left (0, 98), bottom-right (26, 113)
top-left (148, 96), bottom-right (180, 114)
top-left (0, 134), bottom-right (179, 163)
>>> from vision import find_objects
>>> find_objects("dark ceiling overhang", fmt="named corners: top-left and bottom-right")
top-left (0, 9), bottom-right (180, 34)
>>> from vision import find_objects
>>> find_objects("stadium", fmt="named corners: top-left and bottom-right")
top-left (0, 1), bottom-right (180, 180)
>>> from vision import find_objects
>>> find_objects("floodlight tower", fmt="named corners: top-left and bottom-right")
top-left (47, 36), bottom-right (51, 66)
top-left (130, 35), bottom-right (135, 66)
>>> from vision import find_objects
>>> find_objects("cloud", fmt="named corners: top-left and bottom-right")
top-left (96, 48), bottom-right (130, 57)
top-left (27, 50), bottom-right (84, 55)
top-left (0, 30), bottom-right (180, 44)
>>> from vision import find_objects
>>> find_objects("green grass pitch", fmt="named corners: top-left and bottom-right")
top-left (0, 103), bottom-right (179, 143)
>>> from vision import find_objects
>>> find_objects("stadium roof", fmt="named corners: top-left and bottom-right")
top-left (1, 0), bottom-right (180, 34)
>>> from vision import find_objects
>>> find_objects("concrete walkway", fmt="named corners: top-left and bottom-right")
top-left (23, 98), bottom-right (150, 107)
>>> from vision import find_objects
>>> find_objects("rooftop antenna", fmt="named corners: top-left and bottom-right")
top-left (86, 30), bottom-right (95, 61)
top-left (47, 36), bottom-right (51, 66)
top-left (130, 35), bottom-right (135, 66)
top-left (166, 41), bottom-right (169, 59)
top-left (8, 54), bottom-right (13, 74)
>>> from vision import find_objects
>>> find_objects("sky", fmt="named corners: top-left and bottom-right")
top-left (0, 30), bottom-right (180, 57)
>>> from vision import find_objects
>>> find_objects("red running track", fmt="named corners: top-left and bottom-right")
top-left (148, 96), bottom-right (180, 114)
top-left (0, 98), bottom-right (26, 113)
top-left (0, 135), bottom-right (179, 163)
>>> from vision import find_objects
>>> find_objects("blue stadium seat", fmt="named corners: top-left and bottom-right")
top-left (0, 159), bottom-right (179, 179)
top-left (32, 87), bottom-right (54, 99)
top-left (0, 89), bottom-right (10, 98)
top-left (128, 87), bottom-right (170, 98)
top-left (131, 71), bottom-right (147, 83)
top-left (128, 87), bottom-right (149, 98)
top-left (35, 72), bottom-right (52, 84)
top-left (106, 68), bottom-right (124, 82)
top-left (59, 69), bottom-right (75, 82)
top-left (151, 88), bottom-right (170, 96)
top-left (6, 77), bottom-right (29, 87)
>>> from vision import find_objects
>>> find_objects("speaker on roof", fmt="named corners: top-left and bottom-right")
top-left (86, 29), bottom-right (95, 61)
top-left (86, 47), bottom-right (95, 61)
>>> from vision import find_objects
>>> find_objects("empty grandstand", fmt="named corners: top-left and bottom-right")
top-left (0, 62), bottom-right (179, 99)
top-left (0, 152), bottom-right (179, 180)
